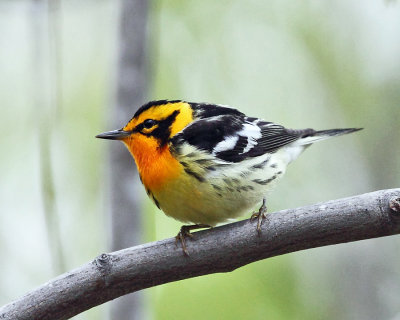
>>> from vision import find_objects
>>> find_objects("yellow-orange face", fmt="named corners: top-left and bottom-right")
top-left (96, 100), bottom-right (193, 191)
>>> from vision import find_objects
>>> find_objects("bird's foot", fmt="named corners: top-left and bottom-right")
top-left (250, 198), bottom-right (267, 235)
top-left (175, 224), bottom-right (211, 256)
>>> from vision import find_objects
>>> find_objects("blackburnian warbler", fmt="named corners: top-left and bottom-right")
top-left (96, 100), bottom-right (362, 255)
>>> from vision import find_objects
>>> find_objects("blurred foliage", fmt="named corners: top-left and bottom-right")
top-left (149, 2), bottom-right (400, 320)
top-left (0, 1), bottom-right (399, 320)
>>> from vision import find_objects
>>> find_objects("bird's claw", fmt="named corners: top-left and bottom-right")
top-left (175, 227), bottom-right (193, 256)
top-left (175, 224), bottom-right (211, 256)
top-left (250, 199), bottom-right (268, 236)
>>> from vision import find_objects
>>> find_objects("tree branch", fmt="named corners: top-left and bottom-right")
top-left (1, 189), bottom-right (399, 320)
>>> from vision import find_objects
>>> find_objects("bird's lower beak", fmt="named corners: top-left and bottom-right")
top-left (95, 129), bottom-right (130, 140)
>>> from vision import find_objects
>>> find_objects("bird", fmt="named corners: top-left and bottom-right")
top-left (96, 100), bottom-right (362, 255)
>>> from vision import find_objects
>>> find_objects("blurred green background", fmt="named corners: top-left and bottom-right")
top-left (1, 1), bottom-right (399, 319)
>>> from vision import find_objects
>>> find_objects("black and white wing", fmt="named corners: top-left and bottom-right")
top-left (171, 102), bottom-right (361, 163)
top-left (171, 113), bottom-right (314, 163)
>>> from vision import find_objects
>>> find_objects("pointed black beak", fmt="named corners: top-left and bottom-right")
top-left (95, 129), bottom-right (131, 140)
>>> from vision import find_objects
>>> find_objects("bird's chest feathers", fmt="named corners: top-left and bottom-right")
top-left (124, 136), bottom-right (182, 192)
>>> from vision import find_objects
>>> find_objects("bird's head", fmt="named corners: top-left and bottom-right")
top-left (96, 100), bottom-right (193, 178)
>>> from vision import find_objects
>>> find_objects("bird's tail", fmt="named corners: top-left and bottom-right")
top-left (298, 128), bottom-right (363, 145)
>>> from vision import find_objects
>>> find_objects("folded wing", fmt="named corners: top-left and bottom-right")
top-left (171, 114), bottom-right (316, 163)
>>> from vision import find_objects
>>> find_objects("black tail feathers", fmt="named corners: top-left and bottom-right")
top-left (313, 128), bottom-right (363, 137)
top-left (296, 127), bottom-right (362, 146)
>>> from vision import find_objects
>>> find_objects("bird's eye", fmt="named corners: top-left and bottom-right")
top-left (143, 119), bottom-right (156, 129)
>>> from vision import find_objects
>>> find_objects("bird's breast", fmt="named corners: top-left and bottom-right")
top-left (123, 136), bottom-right (183, 192)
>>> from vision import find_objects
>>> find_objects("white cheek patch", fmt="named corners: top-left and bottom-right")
top-left (213, 136), bottom-right (239, 154)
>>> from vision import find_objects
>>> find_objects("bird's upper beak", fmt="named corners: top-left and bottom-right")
top-left (95, 129), bottom-right (131, 140)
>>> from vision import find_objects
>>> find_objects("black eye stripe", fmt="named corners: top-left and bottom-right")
top-left (133, 110), bottom-right (180, 146)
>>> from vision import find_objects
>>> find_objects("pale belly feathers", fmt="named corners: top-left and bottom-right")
top-left (149, 144), bottom-right (300, 226)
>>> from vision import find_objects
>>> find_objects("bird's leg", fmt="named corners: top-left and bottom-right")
top-left (250, 198), bottom-right (268, 235)
top-left (175, 224), bottom-right (212, 256)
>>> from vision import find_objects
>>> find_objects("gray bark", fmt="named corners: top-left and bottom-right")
top-left (0, 189), bottom-right (399, 320)
top-left (108, 0), bottom-right (148, 319)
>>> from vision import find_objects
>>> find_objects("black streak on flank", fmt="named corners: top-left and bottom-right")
top-left (253, 175), bottom-right (277, 185)
top-left (240, 171), bottom-right (252, 177)
top-left (186, 152), bottom-right (197, 158)
top-left (214, 162), bottom-right (231, 167)
top-left (184, 168), bottom-right (205, 182)
top-left (152, 195), bottom-right (161, 209)
top-left (194, 159), bottom-right (211, 165)
top-left (180, 161), bottom-right (189, 168)
top-left (251, 158), bottom-right (270, 169)
top-left (223, 178), bottom-right (233, 186)
top-left (237, 185), bottom-right (255, 192)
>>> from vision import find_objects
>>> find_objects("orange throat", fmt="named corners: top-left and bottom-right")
top-left (123, 135), bottom-right (182, 192)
